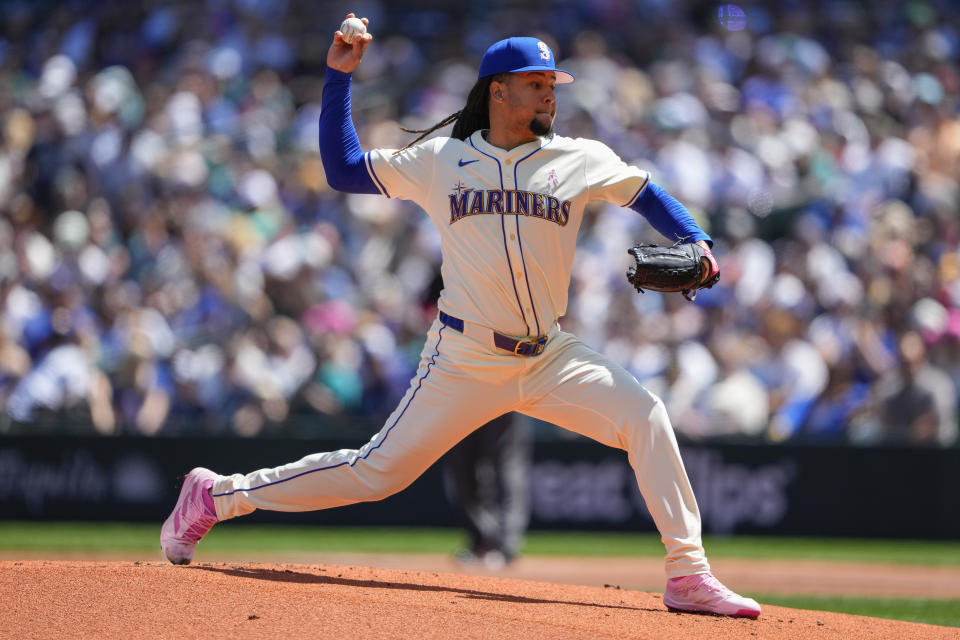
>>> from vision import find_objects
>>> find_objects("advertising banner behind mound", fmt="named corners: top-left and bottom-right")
top-left (1, 435), bottom-right (957, 539)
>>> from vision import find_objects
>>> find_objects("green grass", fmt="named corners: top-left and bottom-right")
top-left (0, 523), bottom-right (461, 554)
top-left (2, 523), bottom-right (959, 628)
top-left (1, 523), bottom-right (959, 566)
top-left (756, 594), bottom-right (960, 629)
top-left (526, 531), bottom-right (960, 566)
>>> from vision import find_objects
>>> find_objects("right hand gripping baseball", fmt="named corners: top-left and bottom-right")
top-left (327, 13), bottom-right (372, 73)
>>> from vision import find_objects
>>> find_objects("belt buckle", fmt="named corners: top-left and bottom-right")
top-left (514, 336), bottom-right (547, 357)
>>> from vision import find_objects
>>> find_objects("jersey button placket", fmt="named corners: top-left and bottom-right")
top-left (506, 164), bottom-right (538, 336)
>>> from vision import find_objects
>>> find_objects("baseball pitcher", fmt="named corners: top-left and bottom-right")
top-left (161, 14), bottom-right (759, 618)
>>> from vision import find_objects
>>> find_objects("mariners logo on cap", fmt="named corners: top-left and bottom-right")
top-left (538, 41), bottom-right (550, 61)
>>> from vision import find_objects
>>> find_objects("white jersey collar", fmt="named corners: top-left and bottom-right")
top-left (469, 129), bottom-right (554, 160)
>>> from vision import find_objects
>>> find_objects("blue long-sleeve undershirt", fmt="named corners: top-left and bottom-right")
top-left (319, 67), bottom-right (378, 194)
top-left (630, 183), bottom-right (712, 246)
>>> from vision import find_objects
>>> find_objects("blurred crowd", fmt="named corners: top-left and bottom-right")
top-left (0, 0), bottom-right (957, 446)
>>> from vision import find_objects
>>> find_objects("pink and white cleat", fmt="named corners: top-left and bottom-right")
top-left (664, 572), bottom-right (761, 618)
top-left (160, 467), bottom-right (219, 565)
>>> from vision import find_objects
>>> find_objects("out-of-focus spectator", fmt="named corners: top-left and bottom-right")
top-left (864, 332), bottom-right (958, 446)
top-left (230, 316), bottom-right (316, 436)
top-left (0, 326), bottom-right (32, 411)
top-left (799, 358), bottom-right (871, 443)
top-left (702, 333), bottom-right (770, 439)
top-left (114, 329), bottom-right (173, 436)
top-left (759, 306), bottom-right (829, 442)
top-left (5, 323), bottom-right (115, 435)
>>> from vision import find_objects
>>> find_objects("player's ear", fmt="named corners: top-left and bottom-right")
top-left (490, 80), bottom-right (505, 103)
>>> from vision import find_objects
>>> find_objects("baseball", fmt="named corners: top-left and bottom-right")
top-left (339, 17), bottom-right (366, 44)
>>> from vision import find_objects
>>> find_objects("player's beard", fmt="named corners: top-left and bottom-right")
top-left (529, 114), bottom-right (553, 137)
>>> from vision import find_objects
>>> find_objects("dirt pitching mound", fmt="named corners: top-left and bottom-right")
top-left (4, 561), bottom-right (958, 639)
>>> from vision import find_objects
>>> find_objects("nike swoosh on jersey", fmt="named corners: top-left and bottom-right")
top-left (458, 159), bottom-right (479, 167)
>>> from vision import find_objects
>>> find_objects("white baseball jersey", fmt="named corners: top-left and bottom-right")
top-left (366, 130), bottom-right (650, 337)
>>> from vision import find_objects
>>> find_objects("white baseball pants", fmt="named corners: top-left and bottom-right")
top-left (212, 317), bottom-right (710, 577)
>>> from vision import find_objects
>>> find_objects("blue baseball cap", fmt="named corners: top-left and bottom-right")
top-left (478, 37), bottom-right (575, 84)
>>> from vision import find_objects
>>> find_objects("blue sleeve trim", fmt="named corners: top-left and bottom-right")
top-left (365, 152), bottom-right (390, 197)
top-left (623, 173), bottom-right (650, 208)
top-left (319, 67), bottom-right (379, 194)
top-left (630, 182), bottom-right (712, 246)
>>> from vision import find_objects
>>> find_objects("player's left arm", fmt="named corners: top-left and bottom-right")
top-left (630, 183), bottom-right (718, 285)
top-left (581, 140), bottom-right (717, 285)
top-left (630, 183), bottom-right (710, 247)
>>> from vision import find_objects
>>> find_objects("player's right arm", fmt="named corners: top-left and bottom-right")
top-left (319, 13), bottom-right (439, 204)
top-left (318, 14), bottom-right (379, 194)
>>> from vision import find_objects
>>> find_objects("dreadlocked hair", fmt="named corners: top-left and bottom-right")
top-left (393, 73), bottom-right (506, 155)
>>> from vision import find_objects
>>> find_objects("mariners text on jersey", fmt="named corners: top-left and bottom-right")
top-left (448, 184), bottom-right (572, 226)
